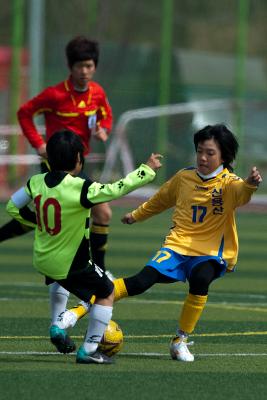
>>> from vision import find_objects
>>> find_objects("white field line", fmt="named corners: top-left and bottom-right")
top-left (1, 331), bottom-right (267, 340)
top-left (0, 351), bottom-right (267, 357)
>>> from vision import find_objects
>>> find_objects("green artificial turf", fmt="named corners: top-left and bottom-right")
top-left (0, 204), bottom-right (266, 400)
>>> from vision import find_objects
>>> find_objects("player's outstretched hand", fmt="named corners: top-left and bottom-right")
top-left (121, 212), bottom-right (136, 225)
top-left (245, 166), bottom-right (262, 186)
top-left (146, 153), bottom-right (163, 171)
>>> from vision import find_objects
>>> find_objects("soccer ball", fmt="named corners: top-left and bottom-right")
top-left (98, 320), bottom-right (123, 357)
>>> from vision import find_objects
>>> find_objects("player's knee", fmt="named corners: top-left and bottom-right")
top-left (107, 286), bottom-right (115, 303)
top-left (95, 288), bottom-right (114, 306)
top-left (124, 276), bottom-right (149, 296)
top-left (189, 261), bottom-right (217, 295)
top-left (92, 204), bottom-right (112, 225)
top-left (189, 273), bottom-right (211, 295)
top-left (49, 282), bottom-right (70, 297)
top-left (124, 268), bottom-right (157, 296)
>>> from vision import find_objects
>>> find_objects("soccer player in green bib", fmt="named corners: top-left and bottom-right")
top-left (1, 37), bottom-right (114, 351)
top-left (6, 130), bottom-right (162, 364)
top-left (63, 124), bottom-right (262, 362)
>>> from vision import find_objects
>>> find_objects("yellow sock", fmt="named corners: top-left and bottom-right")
top-left (68, 295), bottom-right (95, 320)
top-left (113, 278), bottom-right (128, 301)
top-left (68, 279), bottom-right (128, 321)
top-left (91, 224), bottom-right (109, 235)
top-left (179, 293), bottom-right (208, 334)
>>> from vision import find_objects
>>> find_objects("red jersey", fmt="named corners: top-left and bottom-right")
top-left (17, 77), bottom-right (113, 155)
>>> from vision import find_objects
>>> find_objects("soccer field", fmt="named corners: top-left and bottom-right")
top-left (0, 204), bottom-right (267, 400)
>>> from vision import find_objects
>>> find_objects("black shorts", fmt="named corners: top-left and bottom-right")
top-left (46, 262), bottom-right (114, 302)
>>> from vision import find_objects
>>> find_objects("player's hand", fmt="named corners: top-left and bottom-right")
top-left (93, 127), bottom-right (108, 142)
top-left (121, 212), bottom-right (136, 224)
top-left (37, 143), bottom-right (47, 158)
top-left (145, 153), bottom-right (163, 171)
top-left (245, 166), bottom-right (262, 186)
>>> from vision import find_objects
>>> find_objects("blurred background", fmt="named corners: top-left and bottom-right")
top-left (0, 0), bottom-right (267, 199)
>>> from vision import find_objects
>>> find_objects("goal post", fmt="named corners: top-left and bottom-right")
top-left (100, 98), bottom-right (237, 184)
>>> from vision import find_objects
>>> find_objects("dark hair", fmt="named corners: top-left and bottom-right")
top-left (193, 124), bottom-right (239, 171)
top-left (47, 130), bottom-right (84, 171)
top-left (65, 36), bottom-right (99, 68)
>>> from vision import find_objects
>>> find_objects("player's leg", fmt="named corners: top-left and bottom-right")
top-left (76, 266), bottom-right (169, 363)
top-left (77, 293), bottom-right (114, 364)
top-left (73, 264), bottom-right (115, 364)
top-left (170, 260), bottom-right (220, 362)
top-left (68, 201), bottom-right (113, 322)
top-left (49, 282), bottom-right (70, 327)
top-left (48, 281), bottom-right (75, 353)
top-left (119, 265), bottom-right (163, 296)
top-left (63, 247), bottom-right (180, 327)
top-left (63, 266), bottom-right (170, 328)
top-left (90, 202), bottom-right (112, 271)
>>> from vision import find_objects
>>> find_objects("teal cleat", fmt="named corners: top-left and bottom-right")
top-left (50, 325), bottom-right (76, 354)
top-left (76, 346), bottom-right (114, 364)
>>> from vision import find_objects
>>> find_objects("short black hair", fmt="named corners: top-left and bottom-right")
top-left (193, 124), bottom-right (239, 171)
top-left (47, 130), bottom-right (84, 171)
top-left (65, 36), bottom-right (99, 68)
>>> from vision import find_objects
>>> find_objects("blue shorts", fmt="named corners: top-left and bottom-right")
top-left (146, 247), bottom-right (227, 282)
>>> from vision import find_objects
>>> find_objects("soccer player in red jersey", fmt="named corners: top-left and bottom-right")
top-left (16, 36), bottom-right (113, 271)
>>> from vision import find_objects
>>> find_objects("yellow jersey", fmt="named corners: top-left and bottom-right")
top-left (132, 167), bottom-right (257, 270)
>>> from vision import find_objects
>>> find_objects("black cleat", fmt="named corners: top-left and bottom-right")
top-left (50, 325), bottom-right (76, 354)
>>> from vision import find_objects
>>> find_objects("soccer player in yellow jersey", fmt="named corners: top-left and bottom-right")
top-left (63, 124), bottom-right (262, 362)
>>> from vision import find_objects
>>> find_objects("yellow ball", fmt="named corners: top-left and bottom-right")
top-left (98, 320), bottom-right (123, 357)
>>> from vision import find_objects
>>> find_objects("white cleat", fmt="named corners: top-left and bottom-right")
top-left (169, 336), bottom-right (194, 362)
top-left (62, 310), bottom-right (78, 329)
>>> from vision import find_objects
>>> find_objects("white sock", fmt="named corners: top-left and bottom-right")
top-left (49, 282), bottom-right (70, 329)
top-left (83, 304), bottom-right (113, 354)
